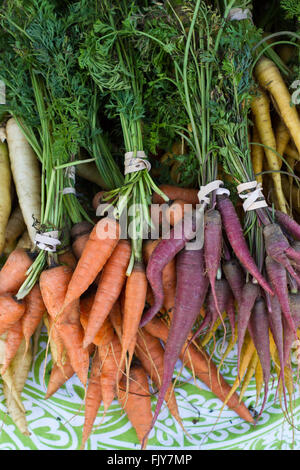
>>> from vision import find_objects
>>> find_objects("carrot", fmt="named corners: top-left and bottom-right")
top-left (247, 297), bottom-right (271, 420)
top-left (255, 57), bottom-right (300, 156)
top-left (83, 239), bottom-right (131, 348)
top-left (251, 88), bottom-right (288, 213)
top-left (45, 357), bottom-right (75, 399)
top-left (143, 246), bottom-right (209, 443)
top-left (152, 185), bottom-right (198, 205)
top-left (6, 117), bottom-right (41, 244)
top-left (1, 319), bottom-right (24, 375)
top-left (43, 313), bottom-right (65, 369)
top-left (135, 329), bottom-right (183, 428)
top-left (222, 258), bottom-right (246, 305)
top-left (121, 261), bottom-right (148, 370)
top-left (21, 283), bottom-right (45, 353)
top-left (267, 294), bottom-right (285, 380)
top-left (118, 363), bottom-right (153, 449)
top-left (275, 210), bottom-right (300, 241)
top-left (40, 265), bottom-right (89, 386)
top-left (144, 317), bottom-right (254, 423)
top-left (140, 215), bottom-right (197, 327)
top-left (99, 333), bottom-right (123, 414)
top-left (265, 255), bottom-right (297, 339)
top-left (16, 230), bottom-right (33, 251)
top-left (237, 283), bottom-right (260, 375)
top-left (3, 206), bottom-right (26, 256)
top-left (0, 294), bottom-right (25, 335)
top-left (275, 119), bottom-right (290, 169)
top-left (72, 233), bottom-right (90, 260)
top-left (109, 300), bottom-right (123, 343)
top-left (204, 209), bottom-right (223, 320)
top-left (80, 351), bottom-right (102, 450)
top-left (143, 239), bottom-right (176, 316)
top-left (251, 124), bottom-right (264, 184)
top-left (239, 351), bottom-right (258, 403)
top-left (0, 248), bottom-right (33, 295)
top-left (216, 194), bottom-right (273, 295)
top-left (0, 140), bottom-right (12, 254)
top-left (205, 279), bottom-right (231, 333)
top-left (58, 249), bottom-right (77, 270)
top-left (165, 199), bottom-right (193, 227)
top-left (63, 217), bottom-right (120, 308)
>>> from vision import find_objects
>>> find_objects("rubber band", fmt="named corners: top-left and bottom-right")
top-left (35, 230), bottom-right (61, 252)
top-left (197, 180), bottom-right (229, 206)
top-left (228, 7), bottom-right (252, 21)
top-left (237, 181), bottom-right (268, 212)
top-left (124, 150), bottom-right (151, 175)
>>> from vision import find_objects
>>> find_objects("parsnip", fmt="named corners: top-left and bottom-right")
top-left (6, 118), bottom-right (41, 245)
top-left (3, 205), bottom-right (26, 255)
top-left (3, 339), bottom-right (32, 435)
top-left (16, 230), bottom-right (33, 251)
top-left (0, 141), bottom-right (12, 254)
top-left (76, 161), bottom-right (106, 187)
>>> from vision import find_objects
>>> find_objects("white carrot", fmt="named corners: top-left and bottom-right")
top-left (6, 118), bottom-right (41, 245)
top-left (0, 141), bottom-right (12, 254)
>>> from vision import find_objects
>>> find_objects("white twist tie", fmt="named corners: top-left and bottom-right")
top-left (35, 230), bottom-right (61, 252)
top-left (65, 165), bottom-right (76, 180)
top-left (124, 150), bottom-right (151, 175)
top-left (228, 8), bottom-right (252, 21)
top-left (237, 181), bottom-right (268, 212)
top-left (63, 165), bottom-right (76, 196)
top-left (198, 180), bottom-right (230, 206)
top-left (62, 187), bottom-right (76, 195)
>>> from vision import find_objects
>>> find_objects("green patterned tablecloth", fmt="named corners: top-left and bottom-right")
top-left (0, 327), bottom-right (299, 450)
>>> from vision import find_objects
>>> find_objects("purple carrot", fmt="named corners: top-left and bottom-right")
top-left (247, 297), bottom-right (271, 421)
top-left (226, 293), bottom-right (236, 336)
top-left (265, 255), bottom-right (297, 337)
top-left (237, 282), bottom-right (260, 375)
top-left (141, 246), bottom-right (208, 447)
top-left (275, 210), bottom-right (300, 241)
top-left (283, 293), bottom-right (300, 366)
top-left (204, 209), bottom-right (223, 318)
top-left (216, 194), bottom-right (273, 296)
top-left (206, 278), bottom-right (231, 331)
top-left (140, 214), bottom-right (197, 327)
top-left (222, 258), bottom-right (246, 305)
top-left (263, 223), bottom-right (300, 286)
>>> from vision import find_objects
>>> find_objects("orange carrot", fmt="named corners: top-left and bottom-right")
top-left (44, 313), bottom-right (65, 369)
top-left (83, 239), bottom-right (131, 348)
top-left (0, 294), bottom-right (25, 335)
top-left (118, 363), bottom-right (153, 449)
top-left (109, 300), bottom-right (123, 343)
top-left (1, 318), bottom-right (24, 374)
top-left (99, 333), bottom-right (123, 414)
top-left (81, 352), bottom-right (102, 449)
top-left (40, 265), bottom-right (89, 386)
top-left (120, 261), bottom-right (148, 370)
top-left (58, 249), bottom-right (77, 270)
top-left (144, 317), bottom-right (254, 423)
top-left (152, 185), bottom-right (198, 205)
top-left (22, 283), bottom-right (45, 352)
top-left (72, 233), bottom-right (90, 260)
top-left (63, 217), bottom-right (120, 308)
top-left (0, 248), bottom-right (33, 295)
top-left (45, 356), bottom-right (75, 399)
top-left (135, 329), bottom-right (183, 427)
top-left (165, 199), bottom-right (193, 226)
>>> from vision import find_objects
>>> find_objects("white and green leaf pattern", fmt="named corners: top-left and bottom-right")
top-left (0, 327), bottom-right (299, 450)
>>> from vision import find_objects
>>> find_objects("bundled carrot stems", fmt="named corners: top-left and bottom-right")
top-left (0, 0), bottom-right (300, 449)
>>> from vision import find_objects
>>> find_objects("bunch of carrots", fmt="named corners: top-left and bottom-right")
top-left (0, 0), bottom-right (300, 451)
